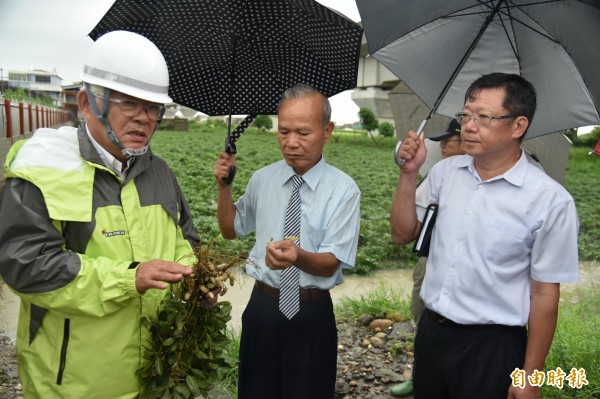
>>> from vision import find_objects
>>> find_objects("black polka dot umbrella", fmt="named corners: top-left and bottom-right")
top-left (89, 0), bottom-right (363, 152)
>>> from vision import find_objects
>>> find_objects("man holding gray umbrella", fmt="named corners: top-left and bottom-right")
top-left (390, 73), bottom-right (579, 399)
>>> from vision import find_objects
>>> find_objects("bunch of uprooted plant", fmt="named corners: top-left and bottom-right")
top-left (138, 243), bottom-right (247, 399)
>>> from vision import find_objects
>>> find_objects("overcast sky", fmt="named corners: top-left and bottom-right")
top-left (0, 0), bottom-right (362, 124)
top-left (1, 2), bottom-right (596, 132)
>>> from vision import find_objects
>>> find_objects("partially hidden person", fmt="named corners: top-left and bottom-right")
top-left (390, 118), bottom-right (466, 398)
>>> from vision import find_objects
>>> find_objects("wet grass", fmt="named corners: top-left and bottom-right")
top-left (562, 147), bottom-right (600, 262)
top-left (334, 283), bottom-right (412, 322)
top-left (542, 286), bottom-right (600, 398)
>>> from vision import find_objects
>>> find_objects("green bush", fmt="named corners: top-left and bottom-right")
top-left (379, 121), bottom-right (395, 138)
top-left (569, 126), bottom-right (600, 147)
top-left (252, 115), bottom-right (273, 133)
top-left (575, 130), bottom-right (600, 148)
top-left (2, 88), bottom-right (56, 107)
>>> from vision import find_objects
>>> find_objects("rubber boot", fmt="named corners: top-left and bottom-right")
top-left (390, 378), bottom-right (413, 397)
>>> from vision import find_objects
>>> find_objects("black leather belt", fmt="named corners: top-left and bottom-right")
top-left (255, 281), bottom-right (329, 301)
top-left (425, 308), bottom-right (525, 331)
top-left (426, 308), bottom-right (460, 326)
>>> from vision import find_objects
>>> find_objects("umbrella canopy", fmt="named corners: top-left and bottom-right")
top-left (90, 0), bottom-right (362, 119)
top-left (356, 0), bottom-right (600, 140)
top-left (520, 132), bottom-right (572, 184)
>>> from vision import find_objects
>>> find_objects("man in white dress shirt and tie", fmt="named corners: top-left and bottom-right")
top-left (214, 83), bottom-right (361, 399)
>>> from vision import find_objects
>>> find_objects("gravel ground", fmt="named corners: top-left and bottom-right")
top-left (335, 317), bottom-right (415, 399)
top-left (0, 335), bottom-right (22, 399)
top-left (0, 317), bottom-right (415, 399)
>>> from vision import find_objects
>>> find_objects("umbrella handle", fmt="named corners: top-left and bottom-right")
top-left (225, 165), bottom-right (237, 185)
top-left (394, 140), bottom-right (405, 167)
top-left (224, 136), bottom-right (237, 185)
top-left (395, 119), bottom-right (427, 167)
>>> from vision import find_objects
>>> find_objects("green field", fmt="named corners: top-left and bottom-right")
top-left (152, 122), bottom-right (600, 275)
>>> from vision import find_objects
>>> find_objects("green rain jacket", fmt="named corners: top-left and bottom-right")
top-left (0, 126), bottom-right (199, 398)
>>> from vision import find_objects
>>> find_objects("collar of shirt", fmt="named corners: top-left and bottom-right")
top-left (84, 126), bottom-right (130, 178)
top-left (465, 150), bottom-right (528, 186)
top-left (279, 156), bottom-right (326, 191)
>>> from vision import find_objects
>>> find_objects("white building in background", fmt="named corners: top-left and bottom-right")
top-left (164, 105), bottom-right (209, 122)
top-left (578, 125), bottom-right (598, 135)
top-left (7, 67), bottom-right (63, 106)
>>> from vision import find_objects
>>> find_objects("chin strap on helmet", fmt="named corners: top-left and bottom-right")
top-left (84, 83), bottom-right (149, 158)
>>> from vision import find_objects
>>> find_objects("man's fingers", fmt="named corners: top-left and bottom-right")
top-left (149, 281), bottom-right (169, 290)
top-left (135, 260), bottom-right (192, 293)
top-left (154, 270), bottom-right (186, 283)
top-left (265, 242), bottom-right (297, 270)
top-left (168, 263), bottom-right (192, 276)
top-left (269, 240), bottom-right (294, 250)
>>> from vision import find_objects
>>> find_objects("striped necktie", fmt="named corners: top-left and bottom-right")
top-left (279, 175), bottom-right (304, 319)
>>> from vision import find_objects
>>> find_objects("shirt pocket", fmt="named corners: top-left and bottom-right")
top-left (481, 218), bottom-right (531, 264)
top-left (302, 220), bottom-right (326, 252)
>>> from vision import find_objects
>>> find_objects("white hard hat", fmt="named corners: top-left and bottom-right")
top-left (81, 30), bottom-right (172, 104)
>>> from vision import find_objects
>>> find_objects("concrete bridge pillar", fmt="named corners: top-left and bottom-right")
top-left (354, 37), bottom-right (452, 140)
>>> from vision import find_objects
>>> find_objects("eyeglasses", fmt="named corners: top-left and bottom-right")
top-left (440, 138), bottom-right (461, 145)
top-left (455, 112), bottom-right (515, 128)
top-left (95, 95), bottom-right (165, 121)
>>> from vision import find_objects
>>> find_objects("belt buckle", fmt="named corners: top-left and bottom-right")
top-left (429, 309), bottom-right (450, 325)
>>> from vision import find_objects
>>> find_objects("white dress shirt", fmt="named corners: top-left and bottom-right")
top-left (234, 157), bottom-right (361, 290)
top-left (416, 152), bottom-right (579, 326)
top-left (85, 125), bottom-right (130, 178)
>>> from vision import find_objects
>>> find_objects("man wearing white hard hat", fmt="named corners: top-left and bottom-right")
top-left (0, 31), bottom-right (199, 398)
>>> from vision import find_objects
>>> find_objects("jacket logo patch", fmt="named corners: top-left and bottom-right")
top-left (101, 229), bottom-right (126, 238)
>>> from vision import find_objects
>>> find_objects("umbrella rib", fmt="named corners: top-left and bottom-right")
top-left (497, 3), bottom-right (520, 61)
top-left (426, 0), bottom-right (507, 120)
top-left (461, 1), bottom-right (560, 71)
top-left (503, 0), bottom-right (561, 7)
top-left (450, 1), bottom-right (560, 45)
top-left (443, 0), bottom-right (495, 19)
top-left (496, 1), bottom-right (561, 44)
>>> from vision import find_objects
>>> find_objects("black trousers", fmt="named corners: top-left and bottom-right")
top-left (238, 284), bottom-right (337, 399)
top-left (413, 309), bottom-right (527, 399)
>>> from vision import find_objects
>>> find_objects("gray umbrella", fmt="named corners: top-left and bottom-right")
top-left (356, 0), bottom-right (600, 140)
